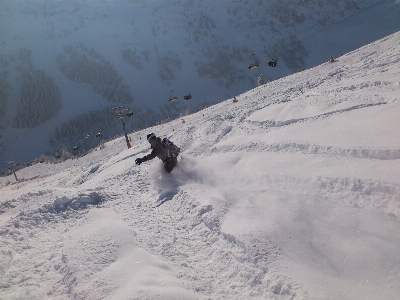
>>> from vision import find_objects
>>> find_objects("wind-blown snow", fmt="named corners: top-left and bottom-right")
top-left (0, 32), bottom-right (400, 300)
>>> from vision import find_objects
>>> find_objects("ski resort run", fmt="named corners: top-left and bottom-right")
top-left (0, 32), bottom-right (400, 300)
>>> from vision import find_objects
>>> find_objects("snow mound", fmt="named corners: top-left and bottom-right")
top-left (51, 192), bottom-right (104, 213)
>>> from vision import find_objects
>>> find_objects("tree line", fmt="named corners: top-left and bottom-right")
top-left (57, 44), bottom-right (134, 104)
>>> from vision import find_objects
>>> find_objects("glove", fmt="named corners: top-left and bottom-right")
top-left (135, 158), bottom-right (143, 165)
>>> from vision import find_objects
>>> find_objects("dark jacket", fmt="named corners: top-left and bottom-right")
top-left (143, 137), bottom-right (170, 162)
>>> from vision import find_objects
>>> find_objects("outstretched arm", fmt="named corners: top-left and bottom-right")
top-left (143, 149), bottom-right (156, 161)
top-left (135, 149), bottom-right (156, 165)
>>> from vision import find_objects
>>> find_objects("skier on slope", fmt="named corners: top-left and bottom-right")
top-left (135, 133), bottom-right (180, 173)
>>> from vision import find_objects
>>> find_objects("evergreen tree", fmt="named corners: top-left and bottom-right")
top-left (0, 71), bottom-right (10, 119)
top-left (257, 73), bottom-right (265, 86)
top-left (14, 69), bottom-right (61, 128)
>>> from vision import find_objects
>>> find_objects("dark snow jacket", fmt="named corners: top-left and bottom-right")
top-left (142, 137), bottom-right (170, 162)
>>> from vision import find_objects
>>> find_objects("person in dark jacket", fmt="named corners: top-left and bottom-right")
top-left (135, 133), bottom-right (179, 173)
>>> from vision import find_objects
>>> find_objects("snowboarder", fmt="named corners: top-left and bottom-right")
top-left (329, 55), bottom-right (335, 63)
top-left (135, 133), bottom-right (180, 173)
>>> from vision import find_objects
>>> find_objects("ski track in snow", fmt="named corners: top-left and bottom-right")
top-left (0, 32), bottom-right (400, 299)
top-left (99, 161), bottom-right (299, 299)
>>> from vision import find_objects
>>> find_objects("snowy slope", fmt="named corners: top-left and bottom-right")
top-left (0, 32), bottom-right (400, 300)
top-left (1, 0), bottom-right (400, 168)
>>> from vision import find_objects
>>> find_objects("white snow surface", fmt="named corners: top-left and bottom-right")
top-left (1, 32), bottom-right (400, 300)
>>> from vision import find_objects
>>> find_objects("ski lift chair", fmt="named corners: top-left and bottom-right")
top-left (248, 61), bottom-right (258, 69)
top-left (169, 90), bottom-right (178, 102)
top-left (268, 58), bottom-right (277, 67)
top-left (248, 53), bottom-right (259, 69)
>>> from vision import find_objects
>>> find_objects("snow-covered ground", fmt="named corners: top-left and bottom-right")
top-left (1, 32), bottom-right (400, 300)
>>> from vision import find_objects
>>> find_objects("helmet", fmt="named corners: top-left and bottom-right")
top-left (147, 133), bottom-right (157, 143)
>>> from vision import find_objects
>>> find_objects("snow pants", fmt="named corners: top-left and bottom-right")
top-left (164, 157), bottom-right (177, 173)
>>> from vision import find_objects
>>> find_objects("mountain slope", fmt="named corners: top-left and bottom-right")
top-left (1, 0), bottom-right (400, 168)
top-left (0, 31), bottom-right (399, 300)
